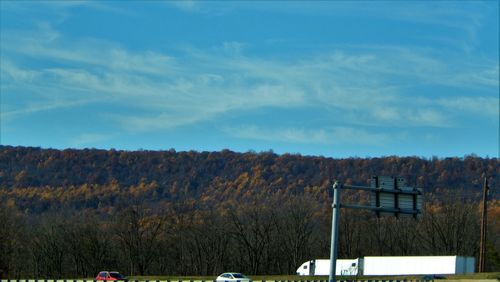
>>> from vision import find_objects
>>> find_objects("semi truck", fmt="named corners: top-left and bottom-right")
top-left (296, 258), bottom-right (362, 276)
top-left (296, 256), bottom-right (475, 276)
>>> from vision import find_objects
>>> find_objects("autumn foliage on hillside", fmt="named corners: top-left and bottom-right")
top-left (1, 146), bottom-right (498, 205)
top-left (0, 146), bottom-right (499, 278)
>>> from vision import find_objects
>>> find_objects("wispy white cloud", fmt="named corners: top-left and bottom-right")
top-left (222, 41), bottom-right (247, 55)
top-left (1, 1), bottom-right (134, 17)
top-left (2, 27), bottom-right (177, 77)
top-left (226, 125), bottom-right (391, 146)
top-left (407, 108), bottom-right (449, 127)
top-left (115, 111), bottom-right (213, 132)
top-left (1, 18), bottom-right (498, 140)
top-left (71, 132), bottom-right (113, 148)
top-left (227, 125), bottom-right (330, 144)
top-left (164, 1), bottom-right (238, 16)
top-left (445, 65), bottom-right (499, 88)
top-left (2, 96), bottom-right (101, 121)
top-left (166, 1), bottom-right (200, 12)
top-left (165, 1), bottom-right (488, 24)
top-left (436, 97), bottom-right (499, 118)
top-left (1, 60), bottom-right (41, 82)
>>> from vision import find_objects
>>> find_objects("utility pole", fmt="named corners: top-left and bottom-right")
top-left (478, 177), bottom-right (489, 272)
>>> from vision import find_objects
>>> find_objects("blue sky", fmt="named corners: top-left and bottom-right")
top-left (1, 1), bottom-right (498, 158)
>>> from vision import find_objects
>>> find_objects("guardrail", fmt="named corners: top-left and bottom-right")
top-left (0, 279), bottom-right (436, 282)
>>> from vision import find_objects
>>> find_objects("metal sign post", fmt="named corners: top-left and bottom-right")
top-left (479, 177), bottom-right (489, 272)
top-left (329, 181), bottom-right (340, 282)
top-left (328, 176), bottom-right (423, 282)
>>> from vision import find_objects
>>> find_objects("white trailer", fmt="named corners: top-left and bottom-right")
top-left (296, 256), bottom-right (475, 276)
top-left (296, 259), bottom-right (361, 276)
top-left (362, 256), bottom-right (475, 276)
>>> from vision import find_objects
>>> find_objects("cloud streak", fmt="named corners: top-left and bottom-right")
top-left (3, 43), bottom-right (498, 125)
top-left (226, 125), bottom-right (391, 146)
top-left (1, 15), bottom-right (498, 147)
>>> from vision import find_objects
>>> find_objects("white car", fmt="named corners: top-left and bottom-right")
top-left (216, 273), bottom-right (252, 282)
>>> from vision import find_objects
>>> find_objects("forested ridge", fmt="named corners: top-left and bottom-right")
top-left (1, 145), bottom-right (499, 278)
top-left (1, 146), bottom-right (498, 203)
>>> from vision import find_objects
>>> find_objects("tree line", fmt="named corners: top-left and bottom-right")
top-left (2, 195), bottom-right (499, 278)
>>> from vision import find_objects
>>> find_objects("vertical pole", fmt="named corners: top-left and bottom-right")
top-left (373, 176), bottom-right (381, 217)
top-left (478, 177), bottom-right (489, 272)
top-left (329, 181), bottom-right (341, 282)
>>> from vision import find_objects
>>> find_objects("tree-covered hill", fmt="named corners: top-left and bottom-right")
top-left (1, 145), bottom-right (497, 195)
top-left (1, 146), bottom-right (499, 277)
top-left (0, 145), bottom-right (498, 216)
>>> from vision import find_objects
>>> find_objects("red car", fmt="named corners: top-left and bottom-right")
top-left (96, 271), bottom-right (128, 281)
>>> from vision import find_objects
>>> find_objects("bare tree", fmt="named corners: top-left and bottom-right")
top-left (227, 198), bottom-right (276, 274)
top-left (115, 206), bottom-right (165, 275)
top-left (417, 202), bottom-right (479, 256)
top-left (0, 203), bottom-right (26, 278)
top-left (270, 194), bottom-right (320, 273)
top-left (339, 209), bottom-right (371, 258)
top-left (64, 213), bottom-right (118, 277)
top-left (29, 216), bottom-right (68, 278)
top-left (187, 209), bottom-right (231, 275)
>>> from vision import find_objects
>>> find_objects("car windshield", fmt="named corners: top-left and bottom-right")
top-left (232, 274), bottom-right (246, 278)
top-left (110, 273), bottom-right (125, 279)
